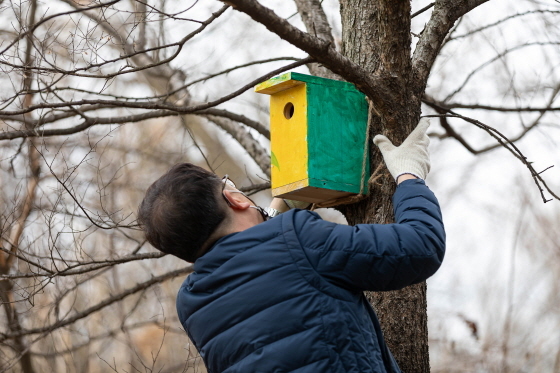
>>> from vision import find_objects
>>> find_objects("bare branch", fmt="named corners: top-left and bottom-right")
top-left (424, 80), bottom-right (560, 152)
top-left (0, 58), bottom-right (310, 141)
top-left (439, 103), bottom-right (560, 112)
top-left (205, 115), bottom-right (270, 177)
top-left (293, 0), bottom-right (339, 79)
top-left (450, 10), bottom-right (560, 40)
top-left (0, 266), bottom-right (193, 343)
top-left (443, 42), bottom-right (560, 102)
top-left (0, 0), bottom-right (121, 56)
top-left (412, 3), bottom-right (435, 18)
top-left (412, 0), bottom-right (492, 93)
top-left (180, 57), bottom-right (301, 91)
top-left (0, 4), bottom-right (229, 81)
top-left (422, 104), bottom-right (559, 203)
top-left (240, 182), bottom-right (271, 195)
top-left (222, 0), bottom-right (399, 111)
top-left (0, 252), bottom-right (165, 280)
top-left (29, 320), bottom-right (176, 357)
top-left (198, 108), bottom-right (269, 139)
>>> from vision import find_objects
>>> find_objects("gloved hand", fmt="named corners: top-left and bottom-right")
top-left (283, 199), bottom-right (312, 210)
top-left (373, 118), bottom-right (431, 181)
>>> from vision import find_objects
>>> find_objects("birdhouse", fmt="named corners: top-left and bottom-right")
top-left (255, 72), bottom-right (369, 204)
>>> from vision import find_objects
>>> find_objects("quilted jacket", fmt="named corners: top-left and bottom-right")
top-left (176, 179), bottom-right (446, 373)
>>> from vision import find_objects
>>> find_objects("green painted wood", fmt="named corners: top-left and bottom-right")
top-left (288, 72), bottom-right (361, 92)
top-left (306, 81), bottom-right (369, 194)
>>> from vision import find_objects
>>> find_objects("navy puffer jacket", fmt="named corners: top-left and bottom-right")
top-left (177, 179), bottom-right (445, 373)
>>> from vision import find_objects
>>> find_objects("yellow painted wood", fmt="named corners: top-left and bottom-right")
top-left (269, 83), bottom-right (308, 194)
top-left (255, 78), bottom-right (304, 95)
top-left (272, 179), bottom-right (309, 197)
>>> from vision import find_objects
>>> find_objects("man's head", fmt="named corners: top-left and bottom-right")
top-left (138, 163), bottom-right (228, 262)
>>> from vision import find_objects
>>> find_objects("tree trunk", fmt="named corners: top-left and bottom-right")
top-left (339, 1), bottom-right (429, 372)
top-left (0, 280), bottom-right (36, 373)
top-left (0, 1), bottom-right (40, 371)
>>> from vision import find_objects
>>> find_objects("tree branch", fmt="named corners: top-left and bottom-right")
top-left (442, 42), bottom-right (560, 102)
top-left (293, 0), bottom-right (339, 79)
top-left (0, 0), bottom-right (121, 56)
top-left (412, 0), bottom-right (492, 93)
top-left (198, 108), bottom-right (269, 139)
top-left (422, 103), bottom-right (559, 203)
top-left (0, 252), bottom-right (165, 280)
top-left (0, 58), bottom-right (309, 141)
top-left (206, 115), bottom-right (270, 177)
top-left (449, 9), bottom-right (560, 41)
top-left (437, 103), bottom-right (560, 112)
top-left (221, 0), bottom-right (398, 111)
top-left (0, 266), bottom-right (193, 343)
top-left (424, 81), bottom-right (560, 153)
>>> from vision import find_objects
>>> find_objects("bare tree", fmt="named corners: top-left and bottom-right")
top-left (0, 0), bottom-right (558, 372)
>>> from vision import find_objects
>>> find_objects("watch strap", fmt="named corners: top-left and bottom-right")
top-left (263, 207), bottom-right (281, 218)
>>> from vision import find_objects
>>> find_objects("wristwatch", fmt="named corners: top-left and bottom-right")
top-left (263, 207), bottom-right (281, 218)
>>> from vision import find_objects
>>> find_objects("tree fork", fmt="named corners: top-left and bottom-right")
top-left (339, 1), bottom-right (429, 372)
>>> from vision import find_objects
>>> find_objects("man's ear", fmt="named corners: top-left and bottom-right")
top-left (223, 190), bottom-right (251, 210)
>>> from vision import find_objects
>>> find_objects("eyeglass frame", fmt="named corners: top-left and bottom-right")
top-left (221, 175), bottom-right (270, 221)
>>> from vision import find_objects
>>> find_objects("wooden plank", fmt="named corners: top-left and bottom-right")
top-left (272, 183), bottom-right (354, 204)
top-left (307, 80), bottom-right (369, 195)
top-left (254, 74), bottom-right (304, 94)
top-left (270, 83), bottom-right (308, 190)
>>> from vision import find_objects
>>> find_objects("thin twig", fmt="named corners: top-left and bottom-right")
top-left (422, 112), bottom-right (558, 203)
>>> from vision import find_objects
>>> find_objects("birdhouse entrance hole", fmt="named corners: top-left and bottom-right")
top-left (283, 102), bottom-right (294, 119)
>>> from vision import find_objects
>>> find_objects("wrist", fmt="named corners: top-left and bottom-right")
top-left (283, 199), bottom-right (312, 210)
top-left (396, 173), bottom-right (420, 184)
top-left (269, 197), bottom-right (290, 213)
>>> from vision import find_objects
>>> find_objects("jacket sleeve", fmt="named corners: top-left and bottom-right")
top-left (290, 179), bottom-right (446, 292)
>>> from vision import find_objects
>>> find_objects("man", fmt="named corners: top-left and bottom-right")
top-left (138, 119), bottom-right (445, 373)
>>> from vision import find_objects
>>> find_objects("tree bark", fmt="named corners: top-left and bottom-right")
top-left (293, 0), bottom-right (339, 80)
top-left (339, 1), bottom-right (428, 372)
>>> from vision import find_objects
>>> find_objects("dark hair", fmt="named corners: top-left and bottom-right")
top-left (138, 163), bottom-right (227, 262)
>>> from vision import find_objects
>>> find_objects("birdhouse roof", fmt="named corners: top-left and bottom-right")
top-left (255, 72), bottom-right (359, 95)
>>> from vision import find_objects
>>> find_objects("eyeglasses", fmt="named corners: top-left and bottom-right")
top-left (221, 175), bottom-right (269, 221)
top-left (221, 175), bottom-right (237, 206)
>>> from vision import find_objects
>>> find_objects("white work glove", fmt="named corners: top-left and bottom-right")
top-left (283, 199), bottom-right (311, 210)
top-left (372, 118), bottom-right (431, 181)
